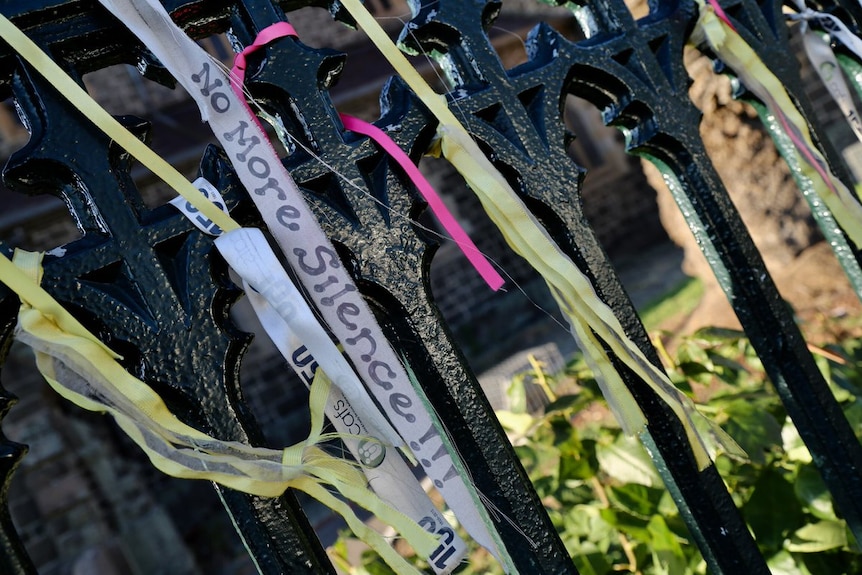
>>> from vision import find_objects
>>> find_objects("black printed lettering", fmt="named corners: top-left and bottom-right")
top-left (345, 327), bottom-right (376, 362)
top-left (293, 245), bottom-right (340, 275)
top-left (254, 177), bottom-right (286, 200)
top-left (431, 537), bottom-right (457, 569)
top-left (336, 302), bottom-right (360, 330)
top-left (276, 205), bottom-right (301, 231)
top-left (320, 284), bottom-right (357, 306)
top-left (223, 121), bottom-right (262, 161)
top-left (434, 465), bottom-right (458, 488)
top-left (300, 369), bottom-right (315, 385)
top-left (368, 360), bottom-right (395, 390)
top-left (291, 345), bottom-right (313, 367)
top-left (389, 392), bottom-right (415, 423)
top-left (248, 157), bottom-right (270, 179)
top-left (211, 92), bottom-right (230, 113)
top-left (224, 120), bottom-right (255, 144)
top-left (313, 276), bottom-right (339, 293)
top-left (191, 61), bottom-right (223, 96)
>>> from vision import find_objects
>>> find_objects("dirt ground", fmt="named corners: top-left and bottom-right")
top-left (663, 241), bottom-right (862, 345)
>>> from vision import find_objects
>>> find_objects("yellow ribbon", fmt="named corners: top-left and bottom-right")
top-left (339, 0), bottom-right (741, 470)
top-left (4, 249), bottom-right (436, 573)
top-left (0, 14), bottom-right (239, 236)
top-left (691, 2), bottom-right (862, 248)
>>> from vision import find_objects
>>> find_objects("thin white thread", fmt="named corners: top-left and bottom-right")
top-left (372, 2), bottom-right (475, 128)
top-left (396, 352), bottom-right (540, 550)
top-left (206, 27), bottom-right (573, 335)
top-left (361, 10), bottom-right (574, 333)
top-left (490, 25), bottom-right (529, 56)
top-left (210, 21), bottom-right (555, 553)
top-left (271, 105), bottom-right (571, 333)
top-left (365, 10), bottom-right (564, 546)
top-left (134, 0), bottom-right (572, 335)
top-left (439, 408), bottom-right (539, 550)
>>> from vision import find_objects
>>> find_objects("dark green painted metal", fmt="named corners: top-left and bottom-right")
top-left (717, 0), bottom-right (862, 299)
top-left (400, 1), bottom-right (767, 573)
top-left (693, 0), bottom-right (862, 544)
top-left (559, 0), bottom-right (862, 551)
top-left (0, 0), bottom-right (859, 573)
top-left (229, 3), bottom-right (577, 570)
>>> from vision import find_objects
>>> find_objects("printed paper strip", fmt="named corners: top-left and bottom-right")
top-left (95, 0), bottom-right (508, 566)
top-left (173, 181), bottom-right (467, 573)
top-left (1, 249), bottom-right (437, 574)
top-left (788, 0), bottom-right (862, 143)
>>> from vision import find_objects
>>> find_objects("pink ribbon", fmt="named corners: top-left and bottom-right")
top-left (701, 2), bottom-right (839, 199)
top-left (707, 0), bottom-right (736, 31)
top-left (230, 22), bottom-right (504, 290)
top-left (338, 115), bottom-right (504, 290)
top-left (230, 21), bottom-right (298, 100)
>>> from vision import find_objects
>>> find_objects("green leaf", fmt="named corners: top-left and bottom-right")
top-left (647, 515), bottom-right (691, 575)
top-left (648, 514), bottom-right (684, 555)
top-left (720, 398), bottom-right (782, 464)
top-left (691, 326), bottom-right (746, 343)
top-left (677, 339), bottom-right (714, 373)
top-left (608, 483), bottom-right (663, 519)
top-left (596, 435), bottom-right (661, 487)
top-left (651, 550), bottom-right (690, 575)
top-left (782, 419), bottom-right (812, 463)
top-left (657, 491), bottom-right (679, 518)
top-left (359, 551), bottom-right (398, 575)
top-left (800, 550), bottom-right (860, 575)
top-left (743, 469), bottom-right (804, 551)
top-left (506, 374), bottom-right (528, 414)
top-left (785, 521), bottom-right (848, 553)
top-left (496, 410), bottom-right (534, 437)
top-left (766, 550), bottom-right (806, 575)
top-left (562, 505), bottom-right (616, 546)
top-left (544, 393), bottom-right (588, 415)
top-left (794, 464), bottom-right (835, 520)
top-left (816, 349), bottom-right (862, 401)
top-left (843, 400), bottom-right (862, 440)
top-left (572, 550), bottom-right (612, 575)
top-left (599, 507), bottom-right (651, 541)
top-left (559, 447), bottom-right (596, 482)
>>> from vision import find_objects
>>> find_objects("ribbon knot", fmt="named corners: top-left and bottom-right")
top-left (229, 22), bottom-right (298, 100)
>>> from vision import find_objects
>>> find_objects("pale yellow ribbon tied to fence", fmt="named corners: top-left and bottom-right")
top-left (0, 249), bottom-right (437, 574)
top-left (339, 0), bottom-right (743, 470)
top-left (691, 0), bottom-right (862, 248)
top-left (0, 12), bottom-right (440, 567)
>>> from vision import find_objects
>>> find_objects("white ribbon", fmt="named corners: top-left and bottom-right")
top-left (98, 0), bottom-right (507, 566)
top-left (170, 178), bottom-right (230, 236)
top-left (244, 287), bottom-right (467, 574)
top-left (214, 227), bottom-right (405, 443)
top-left (173, 181), bottom-right (467, 573)
top-left (789, 1), bottom-right (862, 143)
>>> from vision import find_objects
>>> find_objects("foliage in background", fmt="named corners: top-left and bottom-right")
top-left (331, 328), bottom-right (862, 574)
top-left (638, 278), bottom-right (704, 332)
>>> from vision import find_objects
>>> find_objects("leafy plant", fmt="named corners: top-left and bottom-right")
top-left (331, 329), bottom-right (862, 574)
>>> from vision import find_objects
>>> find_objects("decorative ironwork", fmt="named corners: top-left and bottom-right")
top-left (0, 0), bottom-right (859, 573)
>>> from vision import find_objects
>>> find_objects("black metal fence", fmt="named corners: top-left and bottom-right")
top-left (0, 0), bottom-right (860, 573)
